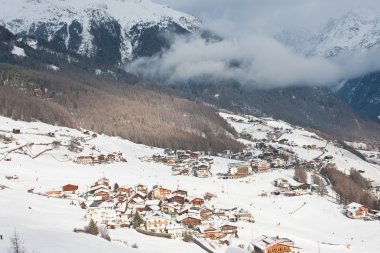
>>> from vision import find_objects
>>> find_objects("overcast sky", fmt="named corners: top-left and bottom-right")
top-left (153, 0), bottom-right (380, 35)
top-left (128, 1), bottom-right (380, 88)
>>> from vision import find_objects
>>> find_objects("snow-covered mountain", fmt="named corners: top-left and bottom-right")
top-left (277, 9), bottom-right (380, 58)
top-left (337, 71), bottom-right (380, 123)
top-left (276, 9), bottom-right (380, 124)
top-left (0, 0), bottom-right (200, 64)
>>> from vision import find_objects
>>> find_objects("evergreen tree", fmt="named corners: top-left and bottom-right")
top-left (113, 183), bottom-right (119, 192)
top-left (183, 231), bottom-right (193, 242)
top-left (85, 219), bottom-right (99, 235)
top-left (133, 212), bottom-right (144, 229)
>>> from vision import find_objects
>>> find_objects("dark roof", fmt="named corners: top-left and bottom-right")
top-left (89, 200), bottom-right (104, 208)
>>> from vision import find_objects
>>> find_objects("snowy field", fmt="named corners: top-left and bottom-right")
top-left (0, 115), bottom-right (379, 253)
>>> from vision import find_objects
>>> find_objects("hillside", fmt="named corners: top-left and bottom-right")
top-left (0, 25), bottom-right (242, 153)
top-left (337, 71), bottom-right (380, 124)
top-left (0, 62), bottom-right (243, 153)
top-left (171, 80), bottom-right (380, 145)
top-left (0, 113), bottom-right (379, 253)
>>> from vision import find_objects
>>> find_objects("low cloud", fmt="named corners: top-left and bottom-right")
top-left (127, 34), bottom-right (343, 88)
top-left (128, 0), bottom-right (380, 88)
top-left (334, 47), bottom-right (380, 80)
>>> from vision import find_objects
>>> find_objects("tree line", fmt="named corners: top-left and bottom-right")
top-left (321, 164), bottom-right (380, 210)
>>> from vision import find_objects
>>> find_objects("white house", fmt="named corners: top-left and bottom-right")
top-left (166, 223), bottom-right (185, 238)
top-left (86, 200), bottom-right (118, 225)
top-left (144, 212), bottom-right (172, 233)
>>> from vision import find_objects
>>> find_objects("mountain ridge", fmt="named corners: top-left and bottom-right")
top-left (276, 8), bottom-right (380, 58)
top-left (276, 9), bottom-right (380, 124)
top-left (0, 0), bottom-right (200, 64)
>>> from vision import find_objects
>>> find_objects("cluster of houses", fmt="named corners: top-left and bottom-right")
top-left (273, 178), bottom-right (319, 197)
top-left (74, 153), bottom-right (126, 165)
top-left (46, 177), bottom-right (255, 243)
top-left (220, 143), bottom-right (298, 170)
top-left (46, 184), bottom-right (79, 198)
top-left (145, 149), bottom-right (214, 178)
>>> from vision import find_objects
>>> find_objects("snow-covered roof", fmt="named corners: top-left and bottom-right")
top-left (346, 202), bottom-right (366, 211)
top-left (144, 211), bottom-right (171, 221)
top-left (166, 223), bottom-right (184, 230)
top-left (177, 213), bottom-right (202, 222)
top-left (252, 235), bottom-right (295, 250)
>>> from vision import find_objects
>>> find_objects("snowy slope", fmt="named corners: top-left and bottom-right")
top-left (219, 112), bottom-right (380, 184)
top-left (0, 0), bottom-right (200, 62)
top-left (0, 115), bottom-right (379, 253)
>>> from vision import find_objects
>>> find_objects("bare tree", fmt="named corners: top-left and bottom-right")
top-left (321, 165), bottom-right (380, 209)
top-left (294, 165), bottom-right (307, 183)
top-left (8, 231), bottom-right (26, 253)
top-left (312, 175), bottom-right (328, 196)
top-left (99, 226), bottom-right (111, 241)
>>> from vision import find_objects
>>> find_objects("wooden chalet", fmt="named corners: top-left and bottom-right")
top-left (46, 190), bottom-right (62, 198)
top-left (204, 192), bottom-right (218, 202)
top-left (74, 156), bottom-right (94, 165)
top-left (135, 184), bottom-right (148, 194)
top-left (252, 235), bottom-right (299, 253)
top-left (198, 225), bottom-right (223, 240)
top-left (251, 160), bottom-right (271, 173)
top-left (98, 154), bottom-right (106, 163)
top-left (172, 189), bottom-right (188, 197)
top-left (346, 202), bottom-right (369, 219)
top-left (228, 162), bottom-right (252, 177)
top-left (95, 190), bottom-right (110, 201)
top-left (161, 203), bottom-right (181, 214)
top-left (200, 207), bottom-right (213, 219)
top-left (94, 177), bottom-right (110, 187)
top-left (151, 186), bottom-right (172, 200)
top-left (107, 154), bottom-right (116, 161)
top-left (117, 186), bottom-right (133, 196)
top-left (178, 215), bottom-right (202, 226)
top-left (220, 224), bottom-right (238, 235)
top-left (168, 195), bottom-right (186, 205)
top-left (62, 184), bottom-right (78, 193)
top-left (189, 197), bottom-right (205, 206)
top-left (144, 213), bottom-right (172, 233)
